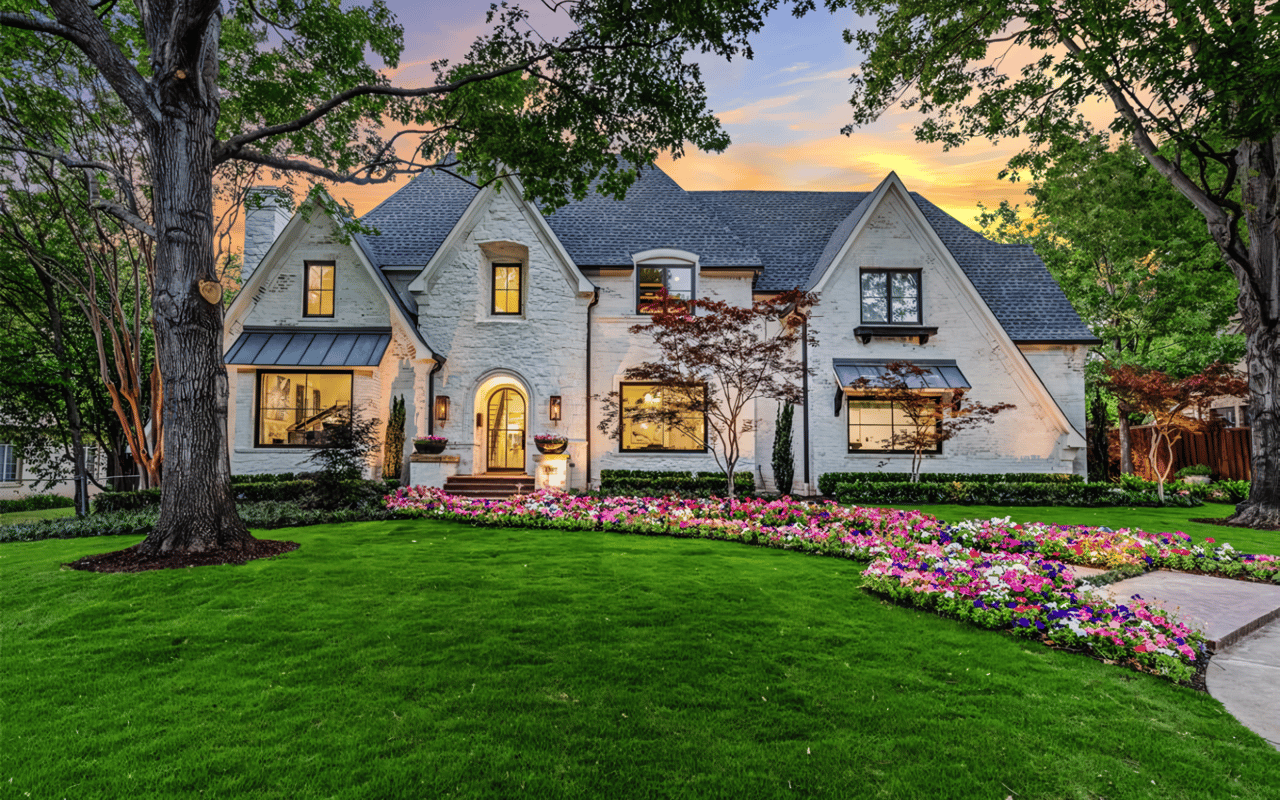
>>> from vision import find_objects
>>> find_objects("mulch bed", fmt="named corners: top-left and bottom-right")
top-left (65, 538), bottom-right (299, 573)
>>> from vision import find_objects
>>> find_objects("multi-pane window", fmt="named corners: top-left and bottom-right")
top-left (637, 265), bottom-right (693, 313)
top-left (304, 261), bottom-right (335, 317)
top-left (620, 383), bottom-right (706, 452)
top-left (257, 371), bottom-right (352, 447)
top-left (0, 443), bottom-right (17, 482)
top-left (492, 262), bottom-right (522, 315)
top-left (860, 269), bottom-right (920, 324)
top-left (847, 397), bottom-right (940, 453)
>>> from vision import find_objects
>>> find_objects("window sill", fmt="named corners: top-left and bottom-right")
top-left (854, 325), bottom-right (938, 345)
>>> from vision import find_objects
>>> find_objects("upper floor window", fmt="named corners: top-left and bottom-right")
top-left (637, 265), bottom-right (693, 313)
top-left (304, 261), bottom-right (335, 317)
top-left (861, 269), bottom-right (920, 324)
top-left (492, 262), bottom-right (522, 315)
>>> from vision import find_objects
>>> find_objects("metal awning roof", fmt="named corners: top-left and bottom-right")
top-left (833, 359), bottom-right (971, 391)
top-left (224, 328), bottom-right (392, 367)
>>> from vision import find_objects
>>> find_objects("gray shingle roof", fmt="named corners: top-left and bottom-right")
top-left (355, 164), bottom-right (1096, 343)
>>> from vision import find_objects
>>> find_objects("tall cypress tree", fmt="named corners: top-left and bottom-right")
top-left (772, 403), bottom-right (794, 496)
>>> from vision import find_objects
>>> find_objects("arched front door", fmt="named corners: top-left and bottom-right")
top-left (486, 387), bottom-right (526, 472)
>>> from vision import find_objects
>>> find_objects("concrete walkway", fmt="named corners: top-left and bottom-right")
top-left (1070, 567), bottom-right (1280, 751)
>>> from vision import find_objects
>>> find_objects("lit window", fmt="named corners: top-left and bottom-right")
top-left (620, 383), bottom-right (705, 452)
top-left (257, 372), bottom-right (352, 447)
top-left (304, 261), bottom-right (335, 317)
top-left (492, 262), bottom-right (522, 315)
top-left (637, 265), bottom-right (693, 313)
top-left (847, 397), bottom-right (940, 453)
top-left (861, 269), bottom-right (920, 324)
top-left (0, 443), bottom-right (17, 482)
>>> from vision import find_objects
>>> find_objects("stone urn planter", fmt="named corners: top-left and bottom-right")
top-left (534, 437), bottom-right (568, 455)
top-left (414, 438), bottom-right (447, 455)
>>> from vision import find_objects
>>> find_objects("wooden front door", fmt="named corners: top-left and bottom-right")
top-left (486, 387), bottom-right (526, 472)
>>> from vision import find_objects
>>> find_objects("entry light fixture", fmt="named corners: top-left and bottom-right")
top-left (434, 395), bottom-right (450, 423)
top-left (549, 395), bottom-right (562, 421)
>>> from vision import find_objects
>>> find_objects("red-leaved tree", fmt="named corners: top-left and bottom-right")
top-left (851, 361), bottom-right (1014, 483)
top-left (1104, 362), bottom-right (1248, 502)
top-left (596, 290), bottom-right (815, 497)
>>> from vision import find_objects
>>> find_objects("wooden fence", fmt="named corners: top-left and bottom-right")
top-left (1098, 425), bottom-right (1253, 481)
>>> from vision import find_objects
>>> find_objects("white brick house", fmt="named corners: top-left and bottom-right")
top-left (223, 166), bottom-right (1097, 493)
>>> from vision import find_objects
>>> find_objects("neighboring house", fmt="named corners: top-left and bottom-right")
top-left (0, 441), bottom-right (105, 501)
top-left (223, 166), bottom-right (1097, 493)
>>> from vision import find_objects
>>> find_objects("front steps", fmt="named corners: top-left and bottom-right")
top-left (442, 473), bottom-right (535, 501)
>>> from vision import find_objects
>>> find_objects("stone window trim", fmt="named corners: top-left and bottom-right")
top-left (860, 268), bottom-right (922, 326)
top-left (846, 395), bottom-right (942, 455)
top-left (618, 381), bottom-right (708, 453)
top-left (303, 260), bottom-right (336, 318)
top-left (491, 261), bottom-right (523, 316)
top-left (254, 369), bottom-right (354, 448)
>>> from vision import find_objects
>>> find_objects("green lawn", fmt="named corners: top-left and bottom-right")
top-left (3, 520), bottom-right (1277, 799)
top-left (0, 505), bottom-right (75, 526)
top-left (883, 502), bottom-right (1280, 558)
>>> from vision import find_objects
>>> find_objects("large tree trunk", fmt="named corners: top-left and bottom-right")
top-left (68, 13), bottom-right (295, 570)
top-left (1227, 136), bottom-right (1280, 529)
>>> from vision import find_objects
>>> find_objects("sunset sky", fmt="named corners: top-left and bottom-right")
top-left (331, 3), bottom-right (1046, 229)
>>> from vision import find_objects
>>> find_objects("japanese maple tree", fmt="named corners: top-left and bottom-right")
top-left (851, 361), bottom-right (1014, 483)
top-left (1104, 362), bottom-right (1247, 502)
top-left (597, 290), bottom-right (816, 497)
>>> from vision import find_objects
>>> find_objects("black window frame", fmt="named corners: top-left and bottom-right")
top-left (254, 370), bottom-right (354, 448)
top-left (303, 260), bottom-right (336, 318)
top-left (859, 268), bottom-right (922, 325)
top-left (846, 395), bottom-right (942, 455)
top-left (619, 381), bottom-right (708, 453)
top-left (491, 261), bottom-right (523, 316)
top-left (636, 264), bottom-right (695, 314)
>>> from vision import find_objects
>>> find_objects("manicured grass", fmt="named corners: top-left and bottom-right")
top-left (3, 521), bottom-right (1277, 799)
top-left (885, 502), bottom-right (1280, 558)
top-left (0, 505), bottom-right (75, 526)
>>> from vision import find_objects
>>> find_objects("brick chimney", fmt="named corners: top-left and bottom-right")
top-left (242, 187), bottom-right (291, 285)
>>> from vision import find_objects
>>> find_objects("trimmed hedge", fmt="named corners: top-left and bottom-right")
top-left (90, 476), bottom-right (398, 512)
top-left (230, 472), bottom-right (298, 485)
top-left (0, 494), bottom-right (76, 514)
top-left (833, 480), bottom-right (1202, 508)
top-left (92, 488), bottom-right (162, 513)
top-left (818, 471), bottom-right (1080, 496)
top-left (599, 469), bottom-right (755, 497)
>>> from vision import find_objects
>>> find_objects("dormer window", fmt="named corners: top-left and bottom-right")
top-left (861, 269), bottom-right (920, 324)
top-left (492, 262), bottom-right (522, 315)
top-left (304, 261), bottom-right (335, 317)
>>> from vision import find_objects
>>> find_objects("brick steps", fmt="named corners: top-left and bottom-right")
top-left (443, 474), bottom-right (534, 501)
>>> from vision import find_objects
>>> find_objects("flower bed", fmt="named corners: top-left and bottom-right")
top-left (384, 487), bottom-right (1278, 682)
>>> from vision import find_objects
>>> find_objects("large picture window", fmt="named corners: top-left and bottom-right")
top-left (256, 371), bottom-right (353, 447)
top-left (620, 383), bottom-right (706, 452)
top-left (304, 261), bottom-right (335, 317)
top-left (492, 262), bottom-right (522, 315)
top-left (860, 269), bottom-right (920, 324)
top-left (847, 397), bottom-right (940, 454)
top-left (637, 265), bottom-right (693, 313)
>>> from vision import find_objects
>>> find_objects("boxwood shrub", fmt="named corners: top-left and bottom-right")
top-left (833, 479), bottom-right (1202, 508)
top-left (600, 469), bottom-right (755, 497)
top-left (817, 471), bottom-right (1080, 496)
top-left (0, 494), bottom-right (76, 514)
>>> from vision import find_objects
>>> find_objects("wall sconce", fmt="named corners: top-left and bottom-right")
top-left (434, 395), bottom-right (450, 424)
top-left (549, 395), bottom-right (562, 421)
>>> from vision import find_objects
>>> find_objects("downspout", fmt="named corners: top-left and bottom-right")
top-left (585, 288), bottom-right (600, 489)
top-left (802, 314), bottom-right (811, 490)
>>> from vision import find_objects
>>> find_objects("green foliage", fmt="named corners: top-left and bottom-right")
top-left (0, 494), bottom-right (75, 514)
top-left (771, 403), bottom-right (795, 496)
top-left (91, 488), bottom-right (162, 514)
top-left (818, 471), bottom-right (1080, 496)
top-left (1216, 480), bottom-right (1252, 504)
top-left (598, 469), bottom-right (755, 498)
top-left (383, 395), bottom-right (405, 481)
top-left (1175, 464), bottom-right (1212, 478)
top-left (833, 480), bottom-right (1201, 508)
